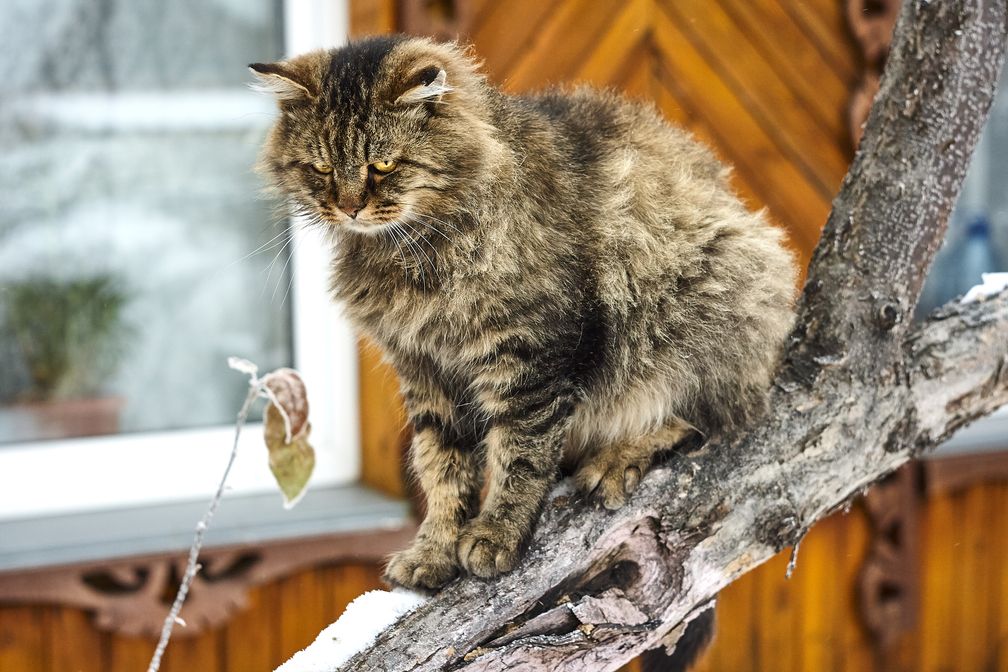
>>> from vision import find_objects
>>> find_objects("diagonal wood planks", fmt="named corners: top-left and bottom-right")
top-left (457, 0), bottom-right (857, 267)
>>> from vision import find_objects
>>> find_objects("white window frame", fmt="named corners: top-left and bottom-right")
top-left (0, 0), bottom-right (356, 522)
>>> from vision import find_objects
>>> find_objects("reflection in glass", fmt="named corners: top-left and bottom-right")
top-left (0, 0), bottom-right (291, 442)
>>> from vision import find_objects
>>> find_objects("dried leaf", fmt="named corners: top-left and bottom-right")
top-left (261, 367), bottom-right (314, 508)
top-left (262, 368), bottom-right (309, 439)
top-left (264, 401), bottom-right (315, 508)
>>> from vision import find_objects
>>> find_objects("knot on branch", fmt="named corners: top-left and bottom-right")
top-left (876, 302), bottom-right (903, 332)
top-left (754, 506), bottom-right (803, 553)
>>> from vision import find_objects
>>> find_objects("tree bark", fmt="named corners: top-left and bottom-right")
top-left (335, 1), bottom-right (1008, 670)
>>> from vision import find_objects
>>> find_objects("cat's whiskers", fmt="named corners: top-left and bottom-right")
top-left (384, 223), bottom-right (410, 283)
top-left (398, 217), bottom-right (441, 283)
top-left (400, 224), bottom-right (432, 291)
top-left (409, 210), bottom-right (464, 237)
top-left (400, 213), bottom-right (444, 255)
top-left (259, 209), bottom-right (330, 304)
top-left (273, 225), bottom-right (310, 304)
top-left (402, 211), bottom-right (460, 265)
top-left (225, 223), bottom-right (292, 271)
top-left (390, 221), bottom-right (426, 288)
top-left (402, 212), bottom-right (458, 249)
top-left (261, 228), bottom-right (298, 298)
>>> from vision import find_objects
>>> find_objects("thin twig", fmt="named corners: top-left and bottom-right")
top-left (146, 375), bottom-right (261, 672)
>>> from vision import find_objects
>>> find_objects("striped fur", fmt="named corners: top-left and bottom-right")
top-left (252, 36), bottom-right (797, 589)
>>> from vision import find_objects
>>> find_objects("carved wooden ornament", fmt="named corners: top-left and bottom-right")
top-left (0, 529), bottom-right (412, 637)
top-left (847, 0), bottom-right (902, 145)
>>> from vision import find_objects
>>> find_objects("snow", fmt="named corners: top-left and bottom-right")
top-left (274, 589), bottom-right (430, 672)
top-left (961, 272), bottom-right (1008, 303)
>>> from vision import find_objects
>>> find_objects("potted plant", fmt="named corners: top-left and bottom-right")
top-left (1, 275), bottom-right (131, 442)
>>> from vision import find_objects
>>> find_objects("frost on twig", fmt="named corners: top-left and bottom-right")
top-left (146, 357), bottom-right (315, 672)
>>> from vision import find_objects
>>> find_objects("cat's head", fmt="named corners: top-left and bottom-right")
top-left (251, 36), bottom-right (500, 235)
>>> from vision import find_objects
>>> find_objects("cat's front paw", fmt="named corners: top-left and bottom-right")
top-left (384, 541), bottom-right (458, 590)
top-left (456, 518), bottom-right (519, 578)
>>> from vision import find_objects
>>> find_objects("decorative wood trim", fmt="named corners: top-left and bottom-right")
top-left (923, 450), bottom-right (1008, 496)
top-left (0, 527), bottom-right (414, 638)
top-left (857, 464), bottom-right (921, 650)
top-left (846, 0), bottom-right (901, 145)
top-left (856, 452), bottom-right (1008, 651)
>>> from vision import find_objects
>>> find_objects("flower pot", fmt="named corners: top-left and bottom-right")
top-left (0, 396), bottom-right (125, 443)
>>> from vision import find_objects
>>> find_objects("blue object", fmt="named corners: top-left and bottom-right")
top-left (955, 215), bottom-right (998, 295)
top-left (917, 213), bottom-right (998, 316)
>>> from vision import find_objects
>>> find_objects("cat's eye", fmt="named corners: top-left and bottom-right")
top-left (312, 162), bottom-right (333, 174)
top-left (370, 160), bottom-right (397, 174)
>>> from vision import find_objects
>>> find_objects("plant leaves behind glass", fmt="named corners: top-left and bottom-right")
top-left (3, 275), bottom-right (130, 400)
top-left (261, 368), bottom-right (314, 508)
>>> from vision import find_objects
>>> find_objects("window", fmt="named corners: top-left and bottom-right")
top-left (0, 0), bottom-right (357, 520)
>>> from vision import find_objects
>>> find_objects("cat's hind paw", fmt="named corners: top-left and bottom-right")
top-left (574, 452), bottom-right (651, 510)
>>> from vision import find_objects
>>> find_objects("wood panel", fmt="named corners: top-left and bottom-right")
top-left (452, 0), bottom-right (851, 264)
top-left (44, 607), bottom-right (106, 672)
top-left (0, 562), bottom-right (383, 672)
top-left (223, 582), bottom-right (281, 672)
top-left (359, 339), bottom-right (410, 499)
top-left (349, 0), bottom-right (397, 36)
top-left (0, 605), bottom-right (47, 671)
top-left (689, 483), bottom-right (1008, 672)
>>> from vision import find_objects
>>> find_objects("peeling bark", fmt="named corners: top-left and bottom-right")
top-left (331, 2), bottom-right (1008, 670)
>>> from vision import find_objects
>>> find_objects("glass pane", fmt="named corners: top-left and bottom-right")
top-left (917, 66), bottom-right (1008, 317)
top-left (0, 0), bottom-right (290, 443)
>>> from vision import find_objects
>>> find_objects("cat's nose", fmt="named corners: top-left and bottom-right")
top-left (337, 194), bottom-right (366, 219)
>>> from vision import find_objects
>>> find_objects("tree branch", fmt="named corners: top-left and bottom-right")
top-left (325, 1), bottom-right (1008, 670)
top-left (908, 292), bottom-right (1008, 445)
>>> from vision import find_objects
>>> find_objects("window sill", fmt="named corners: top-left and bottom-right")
top-left (0, 482), bottom-right (411, 574)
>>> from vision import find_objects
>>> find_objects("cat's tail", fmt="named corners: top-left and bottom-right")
top-left (639, 601), bottom-right (716, 672)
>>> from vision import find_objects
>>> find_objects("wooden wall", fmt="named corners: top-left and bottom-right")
top-left (690, 480), bottom-right (1008, 672)
top-left (0, 562), bottom-right (384, 671)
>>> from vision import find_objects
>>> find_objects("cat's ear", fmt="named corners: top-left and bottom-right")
top-left (249, 62), bottom-right (317, 102)
top-left (395, 65), bottom-right (452, 105)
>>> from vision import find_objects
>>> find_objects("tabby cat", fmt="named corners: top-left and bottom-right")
top-left (251, 35), bottom-right (797, 591)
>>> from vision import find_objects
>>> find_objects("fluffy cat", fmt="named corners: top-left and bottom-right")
top-left (251, 35), bottom-right (797, 591)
